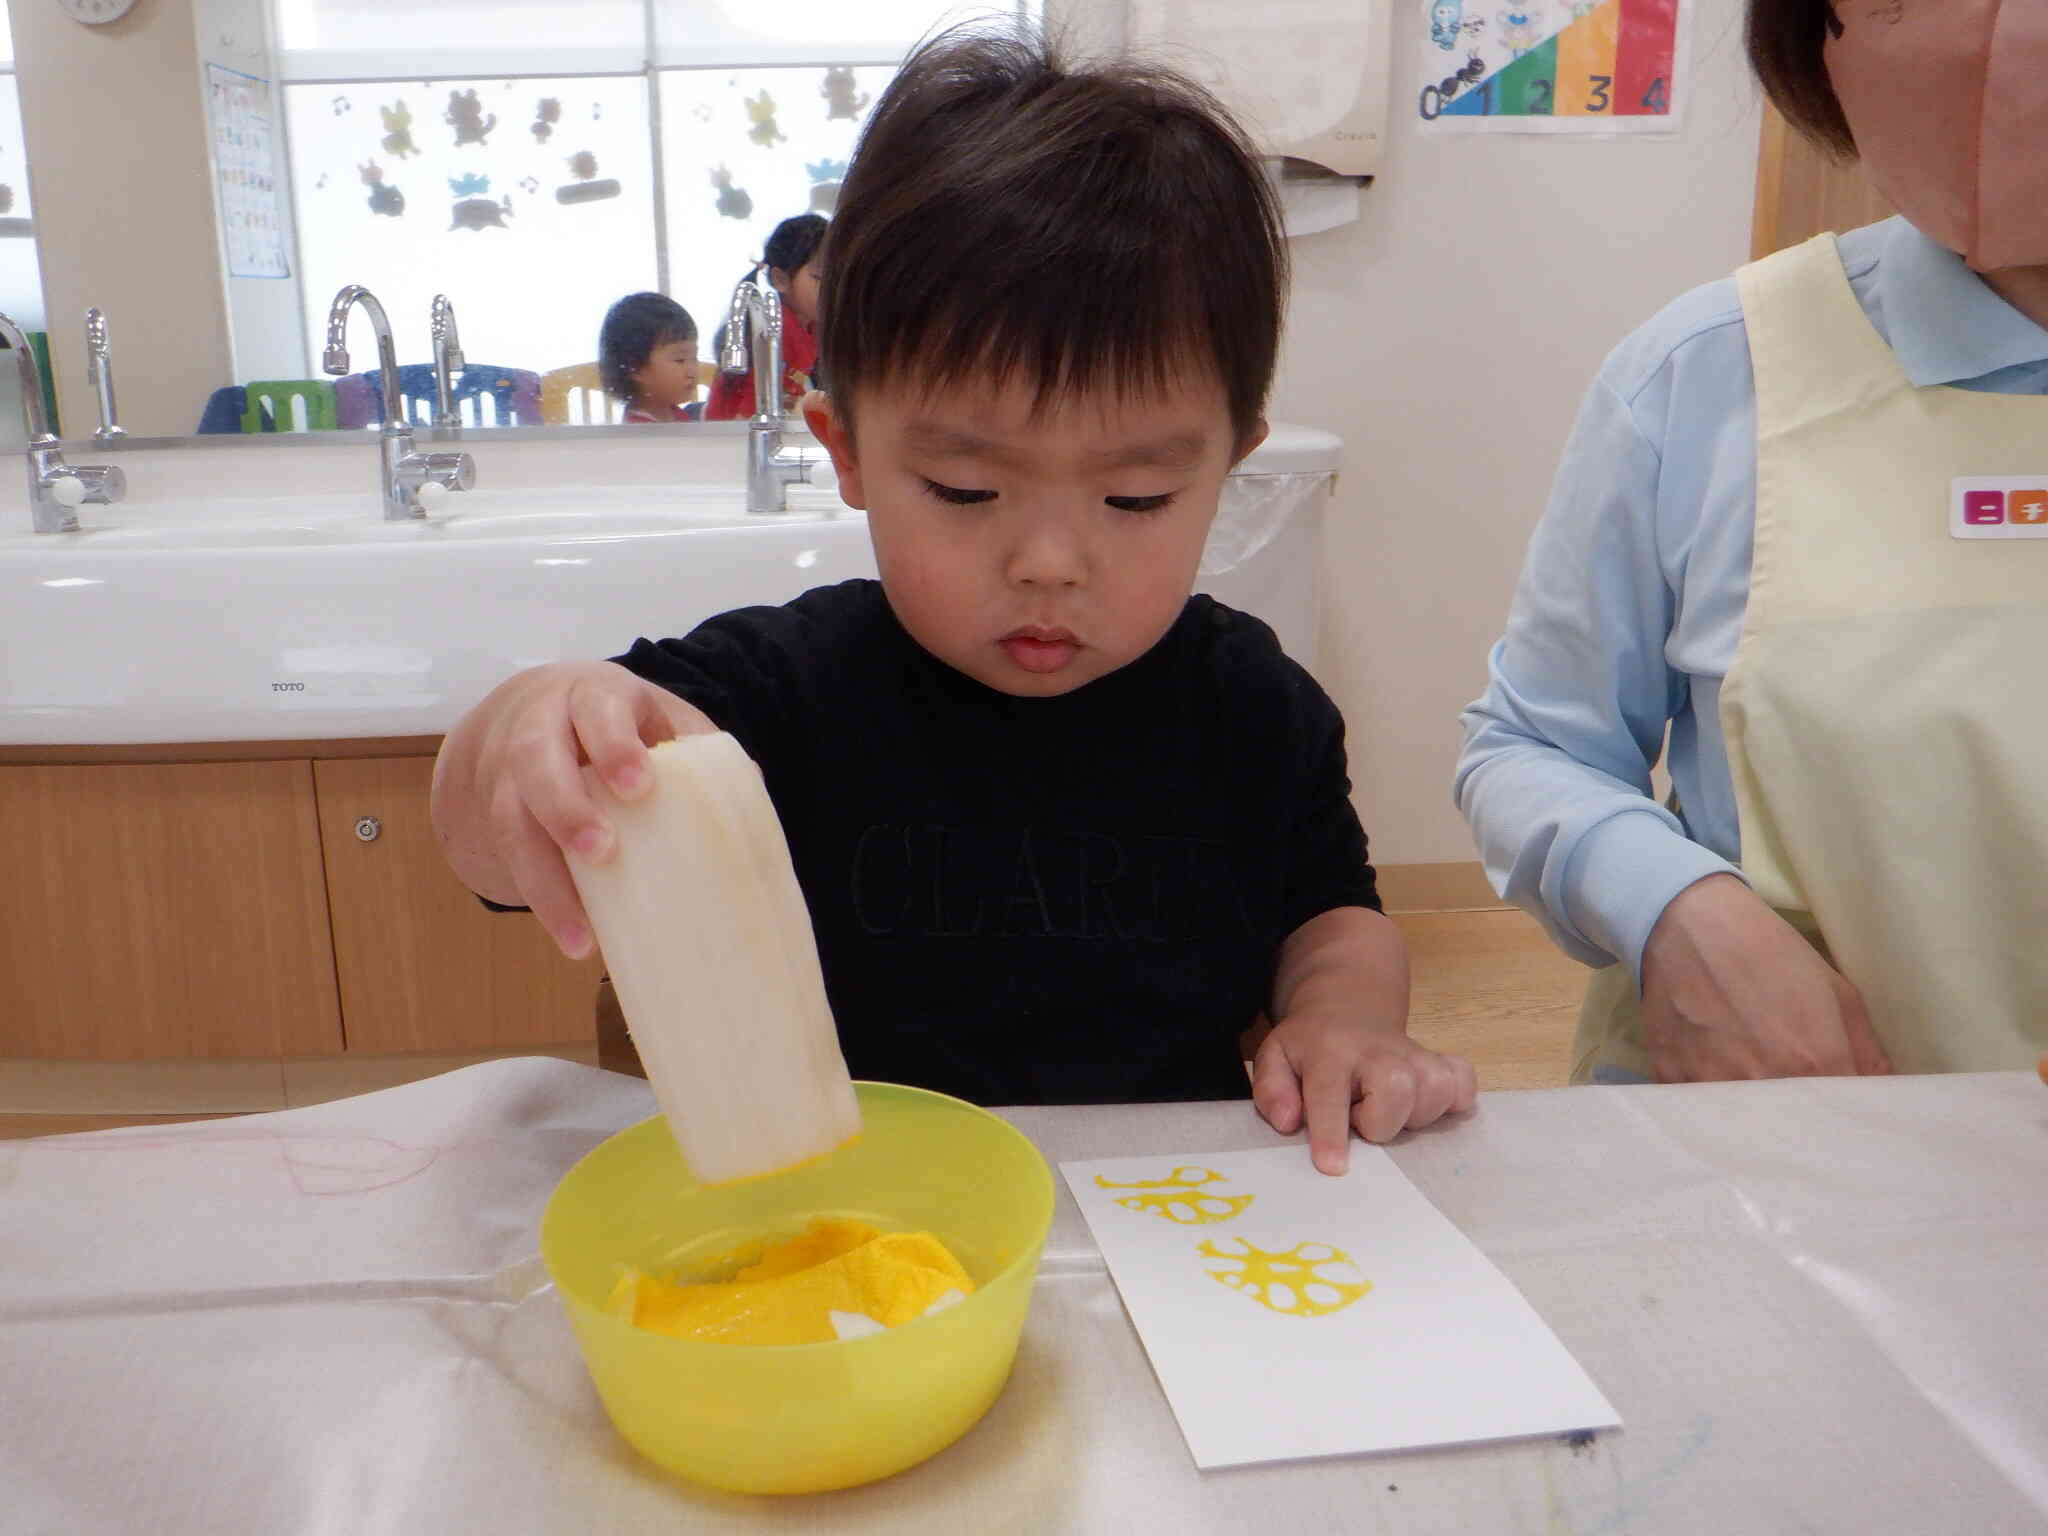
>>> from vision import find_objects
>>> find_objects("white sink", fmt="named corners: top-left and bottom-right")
top-left (0, 427), bottom-right (1337, 745)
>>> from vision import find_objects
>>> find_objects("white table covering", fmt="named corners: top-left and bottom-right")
top-left (3, 1058), bottom-right (2044, 1534)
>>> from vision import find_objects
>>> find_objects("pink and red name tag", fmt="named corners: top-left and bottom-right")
top-left (1954, 477), bottom-right (2048, 537)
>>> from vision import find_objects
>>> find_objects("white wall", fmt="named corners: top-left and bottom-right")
top-left (1267, 0), bottom-right (1762, 864)
top-left (13, 0), bottom-right (232, 439)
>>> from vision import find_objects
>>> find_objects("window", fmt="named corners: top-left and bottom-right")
top-left (275, 1), bottom-right (1037, 391)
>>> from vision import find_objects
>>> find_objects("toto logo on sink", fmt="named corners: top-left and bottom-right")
top-left (271, 681), bottom-right (307, 693)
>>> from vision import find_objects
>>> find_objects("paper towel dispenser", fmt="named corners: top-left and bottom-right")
top-left (1125, 0), bottom-right (1390, 179)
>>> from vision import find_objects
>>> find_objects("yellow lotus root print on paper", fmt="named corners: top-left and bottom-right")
top-left (1094, 1166), bottom-right (1255, 1225)
top-left (1198, 1237), bottom-right (1372, 1318)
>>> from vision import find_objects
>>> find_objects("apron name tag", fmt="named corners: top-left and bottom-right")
top-left (1952, 477), bottom-right (2048, 538)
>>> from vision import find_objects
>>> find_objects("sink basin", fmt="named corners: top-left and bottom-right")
top-left (0, 429), bottom-right (1336, 745)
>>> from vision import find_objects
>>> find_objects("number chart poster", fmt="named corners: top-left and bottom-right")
top-left (206, 63), bottom-right (291, 279)
top-left (1417, 0), bottom-right (1685, 132)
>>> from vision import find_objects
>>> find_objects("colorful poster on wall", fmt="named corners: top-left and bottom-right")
top-left (206, 63), bottom-right (291, 278)
top-left (1416, 0), bottom-right (1685, 132)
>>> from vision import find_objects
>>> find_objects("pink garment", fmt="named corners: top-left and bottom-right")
top-left (1825, 0), bottom-right (2048, 271)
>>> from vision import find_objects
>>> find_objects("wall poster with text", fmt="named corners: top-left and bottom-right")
top-left (207, 63), bottom-right (291, 278)
top-left (1416, 0), bottom-right (1685, 132)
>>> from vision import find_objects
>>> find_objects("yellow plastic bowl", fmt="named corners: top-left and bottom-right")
top-left (541, 1081), bottom-right (1054, 1495)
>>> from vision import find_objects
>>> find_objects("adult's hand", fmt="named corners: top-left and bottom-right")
top-left (1639, 874), bottom-right (1892, 1081)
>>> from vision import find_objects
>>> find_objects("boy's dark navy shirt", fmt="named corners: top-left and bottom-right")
top-left (609, 579), bottom-right (1379, 1107)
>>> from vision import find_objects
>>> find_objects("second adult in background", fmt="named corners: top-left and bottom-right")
top-left (1458, 0), bottom-right (2048, 1085)
top-left (704, 213), bottom-right (826, 421)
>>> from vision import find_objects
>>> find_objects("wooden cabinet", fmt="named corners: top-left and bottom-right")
top-left (1753, 104), bottom-right (1893, 260)
top-left (0, 744), bottom-right (598, 1060)
top-left (315, 756), bottom-right (603, 1053)
top-left (0, 759), bottom-right (343, 1059)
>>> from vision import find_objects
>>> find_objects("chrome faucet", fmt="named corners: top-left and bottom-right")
top-left (1, 310), bottom-right (124, 534)
top-left (85, 307), bottom-right (125, 444)
top-left (721, 273), bottom-right (814, 515)
top-left (322, 284), bottom-right (474, 519)
top-left (429, 293), bottom-right (464, 429)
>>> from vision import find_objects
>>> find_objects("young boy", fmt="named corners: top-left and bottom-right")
top-left (432, 26), bottom-right (1474, 1172)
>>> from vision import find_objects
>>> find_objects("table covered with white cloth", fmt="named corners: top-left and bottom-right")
top-left (3, 1058), bottom-right (2042, 1534)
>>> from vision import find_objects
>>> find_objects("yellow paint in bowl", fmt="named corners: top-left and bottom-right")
top-left (606, 1217), bottom-right (974, 1346)
top-left (540, 1082), bottom-right (1054, 1495)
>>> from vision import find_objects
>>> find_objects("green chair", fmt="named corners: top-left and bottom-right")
top-left (26, 331), bottom-right (57, 435)
top-left (241, 378), bottom-right (338, 433)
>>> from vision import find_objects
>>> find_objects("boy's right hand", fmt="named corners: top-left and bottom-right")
top-left (1639, 874), bottom-right (1893, 1082)
top-left (432, 661), bottom-right (715, 958)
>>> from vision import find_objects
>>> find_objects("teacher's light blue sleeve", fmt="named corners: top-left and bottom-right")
top-left (1455, 365), bottom-right (1741, 980)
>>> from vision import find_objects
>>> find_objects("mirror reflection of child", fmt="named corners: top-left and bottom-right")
top-left (436, 26), bottom-right (1474, 1172)
top-left (599, 291), bottom-right (703, 423)
top-left (704, 213), bottom-right (827, 421)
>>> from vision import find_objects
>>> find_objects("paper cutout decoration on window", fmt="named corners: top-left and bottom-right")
top-left (449, 172), bottom-right (490, 197)
top-left (450, 195), bottom-right (511, 231)
top-left (380, 101), bottom-right (418, 159)
top-left (360, 161), bottom-right (404, 217)
top-left (807, 155), bottom-right (847, 213)
top-left (557, 149), bottom-right (620, 206)
top-left (745, 90), bottom-right (785, 148)
top-left (532, 98), bottom-right (560, 143)
top-left (330, 94), bottom-right (352, 116)
top-left (446, 89), bottom-right (496, 148)
top-left (821, 67), bottom-right (869, 121)
top-left (1093, 1167), bottom-right (1256, 1226)
top-left (711, 164), bottom-right (752, 220)
top-left (1198, 1237), bottom-right (1372, 1318)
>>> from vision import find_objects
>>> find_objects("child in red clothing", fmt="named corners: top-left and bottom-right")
top-left (704, 213), bottom-right (826, 420)
top-left (599, 292), bottom-right (703, 422)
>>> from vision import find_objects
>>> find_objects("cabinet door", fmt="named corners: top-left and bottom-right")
top-left (1753, 104), bottom-right (1893, 259)
top-left (0, 760), bottom-right (342, 1058)
top-left (315, 756), bottom-right (602, 1052)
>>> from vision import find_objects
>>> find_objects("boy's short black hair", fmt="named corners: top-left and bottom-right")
top-left (1747, 0), bottom-right (1855, 157)
top-left (598, 291), bottom-right (697, 401)
top-left (818, 23), bottom-right (1286, 447)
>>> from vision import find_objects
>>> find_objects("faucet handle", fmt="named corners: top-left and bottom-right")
top-left (74, 465), bottom-right (126, 504)
top-left (39, 464), bottom-right (123, 512)
top-left (398, 449), bottom-right (475, 513)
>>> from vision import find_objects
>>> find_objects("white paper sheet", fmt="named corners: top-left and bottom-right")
top-left (1062, 1145), bottom-right (1619, 1469)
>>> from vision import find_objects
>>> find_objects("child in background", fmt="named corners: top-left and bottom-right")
top-left (598, 292), bottom-right (703, 422)
top-left (704, 213), bottom-right (827, 421)
top-left (434, 25), bottom-right (1474, 1172)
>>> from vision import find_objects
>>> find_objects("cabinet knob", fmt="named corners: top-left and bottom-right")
top-left (353, 815), bottom-right (382, 844)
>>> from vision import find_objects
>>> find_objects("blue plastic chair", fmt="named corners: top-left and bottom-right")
top-left (354, 364), bottom-right (542, 427)
top-left (197, 385), bottom-right (250, 434)
top-left (352, 364), bottom-right (442, 426)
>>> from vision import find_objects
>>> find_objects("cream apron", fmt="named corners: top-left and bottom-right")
top-left (1575, 233), bottom-right (2048, 1081)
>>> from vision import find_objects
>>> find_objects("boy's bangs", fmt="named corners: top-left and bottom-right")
top-left (862, 273), bottom-right (1232, 428)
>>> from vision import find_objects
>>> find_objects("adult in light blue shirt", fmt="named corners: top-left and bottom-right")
top-left (1456, 214), bottom-right (2048, 1078)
